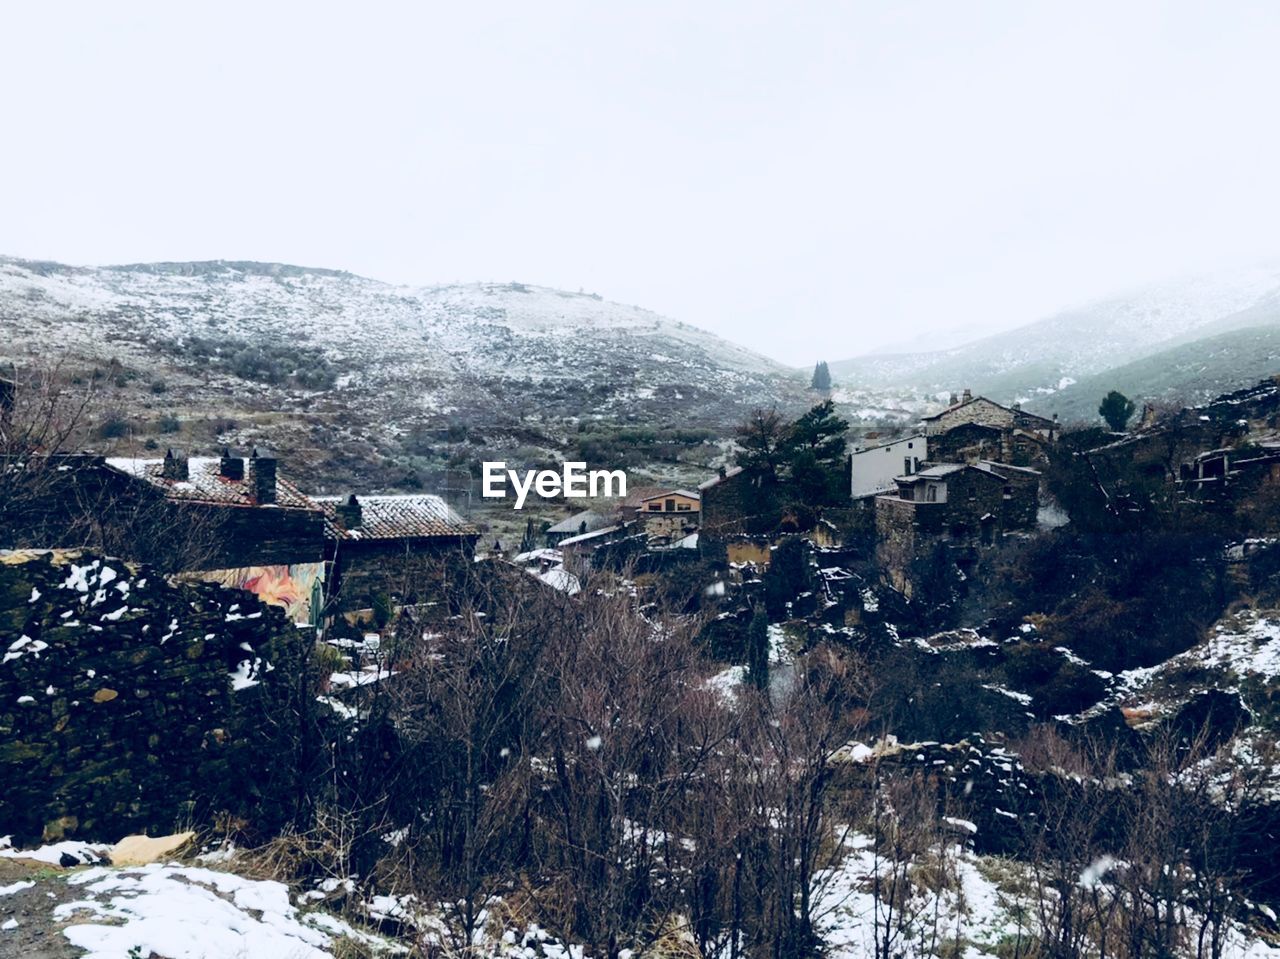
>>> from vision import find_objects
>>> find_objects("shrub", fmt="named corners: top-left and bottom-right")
top-left (97, 412), bottom-right (130, 439)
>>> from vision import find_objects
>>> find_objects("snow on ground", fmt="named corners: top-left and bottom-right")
top-left (0, 837), bottom-right (107, 866)
top-left (1110, 609), bottom-right (1280, 712)
top-left (811, 831), bottom-right (1280, 959)
top-left (813, 833), bottom-right (1023, 959)
top-left (706, 664), bottom-right (746, 704)
top-left (54, 864), bottom-right (395, 959)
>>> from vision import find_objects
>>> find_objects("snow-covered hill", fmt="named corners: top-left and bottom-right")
top-left (829, 264), bottom-right (1280, 407)
top-left (0, 257), bottom-right (810, 488)
top-left (0, 257), bottom-right (800, 422)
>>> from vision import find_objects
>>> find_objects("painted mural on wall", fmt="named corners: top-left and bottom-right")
top-left (184, 562), bottom-right (325, 625)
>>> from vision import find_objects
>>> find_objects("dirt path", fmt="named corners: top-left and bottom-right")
top-left (0, 859), bottom-right (89, 959)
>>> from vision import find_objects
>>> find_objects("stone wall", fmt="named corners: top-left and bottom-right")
top-left (641, 512), bottom-right (698, 543)
top-left (329, 539), bottom-right (473, 613)
top-left (701, 469), bottom-right (781, 562)
top-left (0, 550), bottom-right (317, 844)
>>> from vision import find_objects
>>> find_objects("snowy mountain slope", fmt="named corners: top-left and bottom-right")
top-left (0, 256), bottom-right (811, 489)
top-left (2, 256), bottom-right (802, 409)
top-left (829, 264), bottom-right (1280, 403)
top-left (1025, 324), bottom-right (1280, 423)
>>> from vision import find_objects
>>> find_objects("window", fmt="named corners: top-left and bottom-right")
top-left (926, 484), bottom-right (938, 502)
top-left (648, 502), bottom-right (661, 511)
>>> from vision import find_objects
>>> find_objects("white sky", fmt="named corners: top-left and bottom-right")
top-left (3, 1), bottom-right (1279, 365)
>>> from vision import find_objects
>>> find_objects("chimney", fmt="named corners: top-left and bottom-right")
top-left (249, 448), bottom-right (277, 505)
top-left (161, 448), bottom-right (188, 481)
top-left (219, 447), bottom-right (245, 480)
top-left (962, 388), bottom-right (972, 404)
top-left (335, 493), bottom-right (362, 530)
top-left (949, 392), bottom-right (959, 406)
top-left (1012, 401), bottom-right (1022, 411)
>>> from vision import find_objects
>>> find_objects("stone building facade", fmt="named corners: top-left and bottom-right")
top-left (313, 493), bottom-right (478, 616)
top-left (874, 462), bottom-right (1039, 596)
top-left (921, 391), bottom-right (1056, 439)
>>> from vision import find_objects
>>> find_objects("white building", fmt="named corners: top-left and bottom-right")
top-left (850, 434), bottom-right (928, 498)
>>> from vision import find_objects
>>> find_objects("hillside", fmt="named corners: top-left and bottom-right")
top-left (0, 257), bottom-right (808, 490)
top-left (829, 264), bottom-right (1280, 406)
top-left (1027, 324), bottom-right (1280, 423)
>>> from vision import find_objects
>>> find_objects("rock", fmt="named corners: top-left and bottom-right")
top-left (108, 831), bottom-right (196, 866)
top-left (41, 816), bottom-right (77, 843)
top-left (91, 688), bottom-right (118, 703)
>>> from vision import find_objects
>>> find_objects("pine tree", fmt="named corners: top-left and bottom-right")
top-left (519, 517), bottom-right (536, 553)
top-left (783, 399), bottom-right (850, 504)
top-left (746, 607), bottom-right (770, 691)
top-left (1099, 390), bottom-right (1136, 432)
top-left (810, 360), bottom-right (832, 392)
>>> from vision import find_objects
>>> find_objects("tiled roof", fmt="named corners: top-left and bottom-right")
top-left (619, 485), bottom-right (671, 507)
top-left (104, 457), bottom-right (317, 510)
top-left (921, 396), bottom-right (1055, 427)
top-left (311, 494), bottom-right (478, 541)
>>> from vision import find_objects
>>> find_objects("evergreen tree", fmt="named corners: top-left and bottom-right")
top-left (746, 607), bottom-right (770, 691)
top-left (734, 407), bottom-right (788, 480)
top-left (518, 517), bottom-right (536, 553)
top-left (810, 360), bottom-right (832, 391)
top-left (783, 399), bottom-right (850, 503)
top-left (1099, 390), bottom-right (1137, 432)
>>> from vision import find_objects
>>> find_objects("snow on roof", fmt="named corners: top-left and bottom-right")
top-left (104, 456), bottom-right (316, 510)
top-left (895, 462), bottom-right (1011, 484)
top-left (513, 547), bottom-right (563, 565)
top-left (896, 464), bottom-right (968, 483)
top-left (545, 509), bottom-right (609, 535)
top-left (531, 565), bottom-right (581, 595)
top-left (978, 460), bottom-right (1042, 475)
top-left (698, 466), bottom-right (743, 490)
top-left (311, 494), bottom-right (478, 540)
top-left (921, 395), bottom-right (1055, 426)
top-left (557, 524), bottom-right (621, 547)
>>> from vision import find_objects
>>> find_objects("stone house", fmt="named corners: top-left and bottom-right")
top-left (312, 493), bottom-right (478, 616)
top-left (98, 449), bottom-right (329, 624)
top-left (874, 462), bottom-right (1040, 596)
top-left (926, 422), bottom-right (1050, 468)
top-left (699, 467), bottom-right (780, 540)
top-left (921, 389), bottom-right (1057, 439)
